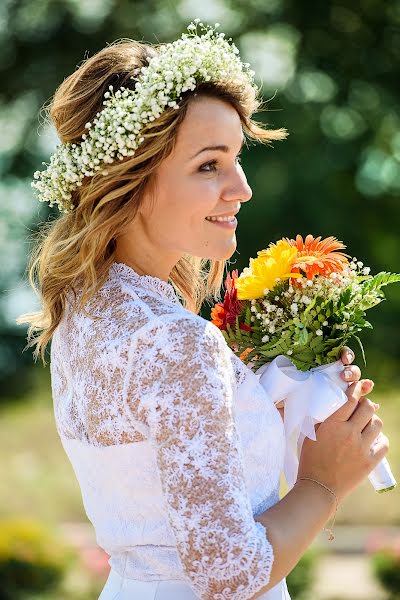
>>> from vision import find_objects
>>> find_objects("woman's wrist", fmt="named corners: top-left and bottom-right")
top-left (294, 477), bottom-right (338, 540)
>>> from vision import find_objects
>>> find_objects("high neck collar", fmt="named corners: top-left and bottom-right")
top-left (109, 261), bottom-right (180, 304)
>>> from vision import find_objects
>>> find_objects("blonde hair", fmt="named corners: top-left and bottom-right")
top-left (17, 38), bottom-right (287, 365)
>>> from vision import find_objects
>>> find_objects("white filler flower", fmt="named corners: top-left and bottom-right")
top-left (31, 20), bottom-right (257, 213)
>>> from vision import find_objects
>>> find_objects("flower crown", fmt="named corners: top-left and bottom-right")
top-left (31, 20), bottom-right (257, 214)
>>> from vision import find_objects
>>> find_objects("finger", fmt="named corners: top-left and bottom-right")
top-left (329, 379), bottom-right (373, 421)
top-left (350, 396), bottom-right (379, 430)
top-left (361, 414), bottom-right (383, 446)
top-left (369, 433), bottom-right (389, 463)
top-left (340, 346), bottom-right (355, 365)
top-left (341, 364), bottom-right (362, 384)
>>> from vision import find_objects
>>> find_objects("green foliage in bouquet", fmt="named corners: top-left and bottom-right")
top-left (221, 271), bottom-right (400, 372)
top-left (0, 517), bottom-right (76, 599)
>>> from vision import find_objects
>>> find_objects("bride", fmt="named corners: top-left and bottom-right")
top-left (18, 21), bottom-right (388, 600)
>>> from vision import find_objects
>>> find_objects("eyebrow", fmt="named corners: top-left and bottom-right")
top-left (190, 136), bottom-right (245, 160)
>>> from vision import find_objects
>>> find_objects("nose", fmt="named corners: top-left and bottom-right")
top-left (221, 166), bottom-right (253, 205)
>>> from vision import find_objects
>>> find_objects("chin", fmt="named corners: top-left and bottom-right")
top-left (202, 246), bottom-right (237, 262)
top-left (192, 236), bottom-right (237, 261)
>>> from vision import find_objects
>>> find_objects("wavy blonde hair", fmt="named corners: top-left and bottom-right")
top-left (17, 38), bottom-right (287, 365)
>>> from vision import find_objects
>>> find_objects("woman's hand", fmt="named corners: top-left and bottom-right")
top-left (276, 346), bottom-right (365, 422)
top-left (298, 378), bottom-right (387, 502)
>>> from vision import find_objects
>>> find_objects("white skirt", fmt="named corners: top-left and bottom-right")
top-left (98, 568), bottom-right (291, 599)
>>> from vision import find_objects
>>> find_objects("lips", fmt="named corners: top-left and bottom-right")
top-left (205, 216), bottom-right (236, 221)
top-left (206, 211), bottom-right (239, 218)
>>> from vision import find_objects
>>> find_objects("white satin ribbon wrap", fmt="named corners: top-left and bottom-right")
top-left (254, 355), bottom-right (396, 493)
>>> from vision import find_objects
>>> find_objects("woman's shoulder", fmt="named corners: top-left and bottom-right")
top-left (127, 312), bottom-right (235, 390)
top-left (64, 270), bottom-right (229, 361)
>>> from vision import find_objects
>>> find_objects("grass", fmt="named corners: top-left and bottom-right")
top-left (1, 365), bottom-right (399, 527)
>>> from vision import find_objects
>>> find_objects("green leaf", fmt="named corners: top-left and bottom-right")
top-left (338, 287), bottom-right (352, 307)
top-left (304, 296), bottom-right (318, 316)
top-left (361, 272), bottom-right (400, 294)
top-left (296, 326), bottom-right (309, 345)
top-left (352, 334), bottom-right (367, 367)
top-left (292, 348), bottom-right (315, 362)
top-left (235, 316), bottom-right (243, 341)
top-left (244, 305), bottom-right (252, 327)
top-left (310, 336), bottom-right (324, 353)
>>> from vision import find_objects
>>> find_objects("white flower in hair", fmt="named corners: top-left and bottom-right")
top-left (31, 20), bottom-right (257, 213)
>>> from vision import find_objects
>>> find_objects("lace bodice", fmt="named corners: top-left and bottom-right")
top-left (50, 261), bottom-right (287, 599)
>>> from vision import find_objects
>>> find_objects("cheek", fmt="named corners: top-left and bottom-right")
top-left (151, 173), bottom-right (220, 234)
top-left (190, 179), bottom-right (221, 219)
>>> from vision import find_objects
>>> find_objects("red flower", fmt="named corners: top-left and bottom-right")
top-left (211, 270), bottom-right (252, 332)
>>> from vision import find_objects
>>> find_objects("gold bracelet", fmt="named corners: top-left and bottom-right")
top-left (297, 477), bottom-right (338, 541)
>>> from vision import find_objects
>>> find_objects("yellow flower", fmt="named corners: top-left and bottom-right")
top-left (235, 240), bottom-right (302, 300)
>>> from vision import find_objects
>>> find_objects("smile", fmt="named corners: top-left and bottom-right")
top-left (205, 216), bottom-right (237, 229)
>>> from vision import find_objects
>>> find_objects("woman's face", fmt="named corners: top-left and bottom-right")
top-left (115, 95), bottom-right (253, 281)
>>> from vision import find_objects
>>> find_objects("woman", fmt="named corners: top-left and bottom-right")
top-left (18, 21), bottom-right (387, 600)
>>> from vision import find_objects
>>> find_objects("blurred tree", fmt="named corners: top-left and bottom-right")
top-left (1, 0), bottom-right (399, 398)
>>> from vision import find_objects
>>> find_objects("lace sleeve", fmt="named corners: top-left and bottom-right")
top-left (127, 315), bottom-right (275, 600)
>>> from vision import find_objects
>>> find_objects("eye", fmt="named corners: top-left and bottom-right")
top-left (199, 154), bottom-right (242, 173)
top-left (199, 160), bottom-right (217, 173)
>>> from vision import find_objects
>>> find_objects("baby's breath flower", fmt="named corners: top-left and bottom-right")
top-left (31, 21), bottom-right (257, 213)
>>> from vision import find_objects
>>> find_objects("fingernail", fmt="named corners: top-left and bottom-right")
top-left (344, 369), bottom-right (352, 380)
top-left (346, 352), bottom-right (354, 363)
top-left (362, 380), bottom-right (373, 393)
top-left (373, 403), bottom-right (380, 410)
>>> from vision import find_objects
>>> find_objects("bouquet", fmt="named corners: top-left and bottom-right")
top-left (211, 234), bottom-right (399, 492)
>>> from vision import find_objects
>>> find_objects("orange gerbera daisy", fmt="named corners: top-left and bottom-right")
top-left (285, 234), bottom-right (351, 279)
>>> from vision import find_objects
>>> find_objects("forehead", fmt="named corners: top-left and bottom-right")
top-left (176, 96), bottom-right (243, 151)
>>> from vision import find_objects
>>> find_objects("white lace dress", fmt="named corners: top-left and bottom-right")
top-left (50, 262), bottom-right (290, 600)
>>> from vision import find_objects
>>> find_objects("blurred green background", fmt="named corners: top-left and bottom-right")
top-left (1, 1), bottom-right (399, 598)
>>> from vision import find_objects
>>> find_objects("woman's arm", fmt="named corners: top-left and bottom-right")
top-left (131, 316), bottom-right (277, 600)
top-left (252, 478), bottom-right (335, 596)
top-left (251, 377), bottom-right (387, 598)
